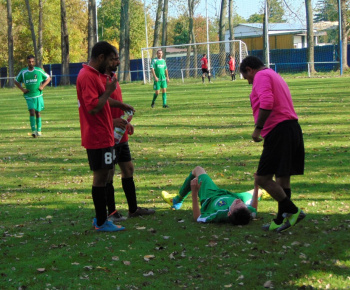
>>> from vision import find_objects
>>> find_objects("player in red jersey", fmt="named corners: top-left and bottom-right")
top-left (101, 47), bottom-right (155, 222)
top-left (76, 41), bottom-right (134, 232)
top-left (200, 54), bottom-right (211, 83)
top-left (228, 55), bottom-right (236, 81)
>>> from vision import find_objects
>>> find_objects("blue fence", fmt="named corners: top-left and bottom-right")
top-left (1, 44), bottom-right (350, 87)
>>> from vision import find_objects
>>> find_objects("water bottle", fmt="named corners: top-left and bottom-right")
top-left (114, 111), bottom-right (133, 144)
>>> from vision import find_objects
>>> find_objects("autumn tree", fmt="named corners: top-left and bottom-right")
top-left (6, 0), bottom-right (15, 87)
top-left (305, 0), bottom-right (315, 74)
top-left (153, 0), bottom-right (163, 57)
top-left (218, 0), bottom-right (228, 75)
top-left (88, 0), bottom-right (97, 60)
top-left (60, 0), bottom-right (70, 85)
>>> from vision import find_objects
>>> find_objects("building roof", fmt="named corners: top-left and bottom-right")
top-left (239, 23), bottom-right (306, 31)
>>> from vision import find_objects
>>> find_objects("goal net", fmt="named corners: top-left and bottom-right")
top-left (141, 40), bottom-right (248, 84)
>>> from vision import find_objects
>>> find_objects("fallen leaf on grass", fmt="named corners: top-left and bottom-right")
top-left (37, 268), bottom-right (45, 273)
top-left (143, 271), bottom-right (154, 277)
top-left (112, 256), bottom-right (119, 261)
top-left (84, 266), bottom-right (93, 270)
top-left (144, 255), bottom-right (155, 261)
top-left (123, 261), bottom-right (131, 265)
top-left (71, 262), bottom-right (80, 265)
top-left (264, 280), bottom-right (273, 288)
top-left (136, 226), bottom-right (146, 230)
top-left (224, 285), bottom-right (232, 288)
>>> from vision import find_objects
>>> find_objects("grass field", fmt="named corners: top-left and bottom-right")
top-left (0, 76), bottom-right (349, 289)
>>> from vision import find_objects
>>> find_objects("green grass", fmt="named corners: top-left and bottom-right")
top-left (0, 76), bottom-right (349, 289)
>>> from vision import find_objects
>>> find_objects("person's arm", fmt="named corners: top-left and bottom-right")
top-left (39, 76), bottom-right (51, 91)
top-left (88, 75), bottom-right (117, 115)
top-left (151, 68), bottom-right (158, 82)
top-left (252, 108), bottom-right (271, 142)
top-left (250, 183), bottom-right (259, 211)
top-left (165, 68), bottom-right (169, 82)
top-left (14, 80), bottom-right (29, 94)
top-left (108, 98), bottom-right (135, 113)
top-left (191, 179), bottom-right (202, 221)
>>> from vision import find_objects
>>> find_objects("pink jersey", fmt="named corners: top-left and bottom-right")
top-left (250, 68), bottom-right (298, 138)
top-left (77, 64), bottom-right (114, 149)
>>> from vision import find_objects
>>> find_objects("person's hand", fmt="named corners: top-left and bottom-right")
top-left (126, 123), bottom-right (134, 135)
top-left (252, 128), bottom-right (263, 142)
top-left (123, 103), bottom-right (135, 113)
top-left (23, 89), bottom-right (29, 94)
top-left (113, 118), bottom-right (127, 130)
top-left (155, 76), bottom-right (159, 82)
top-left (105, 75), bottom-right (117, 94)
top-left (190, 178), bottom-right (202, 194)
top-left (39, 85), bottom-right (44, 91)
top-left (166, 77), bottom-right (170, 83)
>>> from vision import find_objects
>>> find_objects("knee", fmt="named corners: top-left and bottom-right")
top-left (192, 166), bottom-right (206, 177)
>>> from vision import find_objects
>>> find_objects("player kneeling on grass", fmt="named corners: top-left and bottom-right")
top-left (162, 166), bottom-right (264, 225)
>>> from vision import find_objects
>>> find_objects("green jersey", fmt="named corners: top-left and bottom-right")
top-left (150, 58), bottom-right (167, 81)
top-left (15, 67), bottom-right (49, 99)
top-left (196, 174), bottom-right (257, 223)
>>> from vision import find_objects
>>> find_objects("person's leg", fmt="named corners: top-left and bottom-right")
top-left (29, 109), bottom-right (36, 136)
top-left (161, 88), bottom-right (167, 107)
top-left (35, 111), bottom-right (42, 135)
top-left (92, 168), bottom-right (110, 226)
top-left (119, 161), bottom-right (138, 213)
top-left (276, 176), bottom-right (291, 199)
top-left (207, 73), bottom-right (211, 82)
top-left (175, 166), bottom-right (206, 201)
top-left (233, 72), bottom-right (236, 80)
top-left (151, 89), bottom-right (159, 107)
top-left (106, 167), bottom-right (116, 215)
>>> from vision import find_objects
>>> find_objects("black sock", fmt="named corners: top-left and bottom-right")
top-left (279, 197), bottom-right (298, 216)
top-left (92, 186), bottom-right (107, 226)
top-left (122, 177), bottom-right (138, 213)
top-left (208, 76), bottom-right (211, 82)
top-left (106, 182), bottom-right (116, 215)
top-left (202, 77), bottom-right (204, 83)
top-left (283, 188), bottom-right (291, 199)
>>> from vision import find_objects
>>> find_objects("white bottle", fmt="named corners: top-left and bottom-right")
top-left (114, 111), bottom-right (133, 144)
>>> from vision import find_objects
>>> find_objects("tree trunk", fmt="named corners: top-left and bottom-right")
top-left (60, 0), bottom-right (70, 85)
top-left (88, 0), bottom-right (97, 61)
top-left (161, 0), bottom-right (168, 58)
top-left (37, 0), bottom-right (43, 68)
top-left (25, 0), bottom-right (38, 59)
top-left (305, 0), bottom-right (315, 74)
top-left (188, 0), bottom-right (197, 77)
top-left (119, 0), bottom-right (130, 82)
top-left (263, 0), bottom-right (270, 67)
top-left (152, 0), bottom-right (163, 58)
top-left (7, 0), bottom-right (15, 88)
top-left (124, 0), bottom-right (130, 82)
top-left (340, 0), bottom-right (349, 70)
top-left (219, 0), bottom-right (228, 76)
top-left (228, 0), bottom-right (235, 56)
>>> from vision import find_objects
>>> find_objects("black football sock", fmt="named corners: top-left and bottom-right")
top-left (92, 186), bottom-right (108, 226)
top-left (283, 188), bottom-right (291, 199)
top-left (106, 182), bottom-right (116, 215)
top-left (279, 197), bottom-right (298, 216)
top-left (122, 177), bottom-right (138, 213)
top-left (177, 172), bottom-right (194, 201)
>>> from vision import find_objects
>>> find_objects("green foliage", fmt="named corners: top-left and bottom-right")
top-left (97, 0), bottom-right (149, 58)
top-left (0, 76), bottom-right (350, 288)
top-left (314, 0), bottom-right (339, 22)
top-left (247, 13), bottom-right (264, 23)
top-left (249, 0), bottom-right (286, 23)
top-left (173, 21), bottom-right (189, 44)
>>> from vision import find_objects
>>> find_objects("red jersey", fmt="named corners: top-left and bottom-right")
top-left (228, 58), bottom-right (235, 71)
top-left (100, 73), bottom-right (128, 144)
top-left (76, 64), bottom-right (114, 149)
top-left (201, 57), bottom-right (208, 69)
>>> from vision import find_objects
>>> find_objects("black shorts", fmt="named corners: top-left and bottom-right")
top-left (257, 120), bottom-right (304, 178)
top-left (86, 147), bottom-right (115, 171)
top-left (202, 68), bottom-right (210, 75)
top-left (114, 142), bottom-right (132, 164)
top-left (230, 70), bottom-right (235, 74)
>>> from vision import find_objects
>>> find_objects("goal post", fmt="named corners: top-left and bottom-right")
top-left (141, 40), bottom-right (248, 84)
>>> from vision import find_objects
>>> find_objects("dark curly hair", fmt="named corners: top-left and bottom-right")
top-left (239, 56), bottom-right (265, 74)
top-left (228, 207), bottom-right (251, 226)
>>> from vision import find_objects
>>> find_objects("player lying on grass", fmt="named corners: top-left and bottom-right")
top-left (162, 166), bottom-right (264, 225)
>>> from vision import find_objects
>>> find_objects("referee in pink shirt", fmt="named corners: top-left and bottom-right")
top-left (240, 56), bottom-right (306, 233)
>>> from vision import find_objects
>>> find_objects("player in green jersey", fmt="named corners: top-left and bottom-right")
top-left (150, 50), bottom-right (170, 108)
top-left (14, 55), bottom-right (51, 138)
top-left (162, 166), bottom-right (264, 225)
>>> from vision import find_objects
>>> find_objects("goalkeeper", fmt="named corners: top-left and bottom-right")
top-left (150, 50), bottom-right (170, 108)
top-left (162, 166), bottom-right (264, 225)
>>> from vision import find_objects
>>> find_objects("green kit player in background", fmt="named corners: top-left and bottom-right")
top-left (150, 50), bottom-right (170, 108)
top-left (162, 166), bottom-right (265, 225)
top-left (14, 55), bottom-right (51, 138)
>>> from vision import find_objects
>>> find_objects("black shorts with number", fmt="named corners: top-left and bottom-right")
top-left (114, 141), bottom-right (132, 164)
top-left (86, 147), bottom-right (115, 171)
top-left (257, 120), bottom-right (304, 178)
top-left (202, 68), bottom-right (210, 75)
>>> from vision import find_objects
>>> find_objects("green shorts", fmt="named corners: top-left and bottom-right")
top-left (153, 80), bottom-right (167, 90)
top-left (25, 96), bottom-right (44, 112)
